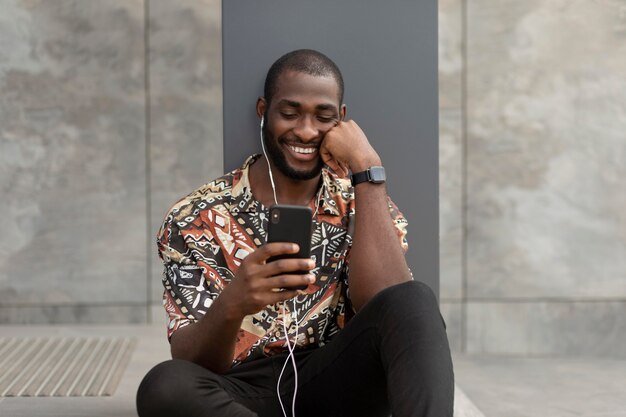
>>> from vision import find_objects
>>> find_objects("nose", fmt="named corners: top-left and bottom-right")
top-left (293, 116), bottom-right (318, 142)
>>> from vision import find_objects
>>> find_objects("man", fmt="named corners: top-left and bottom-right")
top-left (137, 49), bottom-right (453, 417)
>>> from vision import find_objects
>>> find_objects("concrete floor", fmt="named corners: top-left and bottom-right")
top-left (1, 324), bottom-right (624, 417)
top-left (0, 324), bottom-right (168, 417)
top-left (453, 354), bottom-right (626, 417)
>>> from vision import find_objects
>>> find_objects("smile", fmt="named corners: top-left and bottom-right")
top-left (288, 145), bottom-right (318, 154)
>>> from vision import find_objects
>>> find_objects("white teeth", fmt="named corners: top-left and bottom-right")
top-left (289, 145), bottom-right (317, 154)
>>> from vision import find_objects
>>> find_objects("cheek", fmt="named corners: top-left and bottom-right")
top-left (270, 121), bottom-right (293, 140)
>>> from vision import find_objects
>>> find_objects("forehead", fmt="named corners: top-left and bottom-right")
top-left (271, 70), bottom-right (340, 107)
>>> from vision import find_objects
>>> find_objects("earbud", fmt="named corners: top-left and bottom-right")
top-left (260, 116), bottom-right (264, 129)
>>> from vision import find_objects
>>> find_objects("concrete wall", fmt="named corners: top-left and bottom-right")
top-left (2, 0), bottom-right (625, 359)
top-left (0, 0), bottom-right (222, 324)
top-left (439, 0), bottom-right (626, 357)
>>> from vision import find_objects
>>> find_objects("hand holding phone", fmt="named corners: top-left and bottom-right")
top-left (220, 241), bottom-right (315, 318)
top-left (267, 204), bottom-right (313, 290)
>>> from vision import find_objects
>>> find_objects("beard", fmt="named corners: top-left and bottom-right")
top-left (262, 117), bottom-right (324, 181)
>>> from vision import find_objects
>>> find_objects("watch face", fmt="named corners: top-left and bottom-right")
top-left (369, 166), bottom-right (386, 183)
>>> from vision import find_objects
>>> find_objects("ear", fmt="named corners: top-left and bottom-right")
top-left (339, 104), bottom-right (347, 121)
top-left (256, 97), bottom-right (267, 119)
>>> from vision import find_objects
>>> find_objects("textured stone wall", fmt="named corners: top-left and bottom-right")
top-left (147, 0), bottom-right (223, 310)
top-left (0, 0), bottom-right (222, 323)
top-left (439, 0), bottom-right (626, 357)
top-left (439, 0), bottom-right (465, 352)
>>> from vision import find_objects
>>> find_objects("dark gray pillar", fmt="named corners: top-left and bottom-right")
top-left (222, 0), bottom-right (439, 295)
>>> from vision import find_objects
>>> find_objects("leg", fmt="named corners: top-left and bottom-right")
top-left (136, 358), bottom-right (281, 417)
top-left (287, 280), bottom-right (454, 417)
top-left (378, 281), bottom-right (454, 417)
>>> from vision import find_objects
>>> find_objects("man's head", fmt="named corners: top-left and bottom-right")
top-left (257, 49), bottom-right (346, 181)
top-left (264, 49), bottom-right (344, 107)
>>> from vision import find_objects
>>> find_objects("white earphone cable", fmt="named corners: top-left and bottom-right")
top-left (260, 117), bottom-right (279, 206)
top-left (276, 300), bottom-right (300, 417)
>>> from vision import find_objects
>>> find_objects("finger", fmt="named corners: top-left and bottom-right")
top-left (330, 159), bottom-right (347, 178)
top-left (263, 258), bottom-right (315, 276)
top-left (252, 242), bottom-right (299, 263)
top-left (263, 273), bottom-right (315, 290)
top-left (338, 161), bottom-right (350, 178)
top-left (323, 157), bottom-right (341, 176)
top-left (319, 147), bottom-right (335, 168)
top-left (268, 289), bottom-right (300, 304)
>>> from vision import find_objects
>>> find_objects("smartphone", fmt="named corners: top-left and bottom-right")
top-left (267, 204), bottom-right (313, 290)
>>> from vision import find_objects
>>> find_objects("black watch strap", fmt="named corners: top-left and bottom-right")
top-left (350, 170), bottom-right (370, 186)
top-left (350, 166), bottom-right (386, 186)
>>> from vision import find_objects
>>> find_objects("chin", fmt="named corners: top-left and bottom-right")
top-left (282, 165), bottom-right (322, 181)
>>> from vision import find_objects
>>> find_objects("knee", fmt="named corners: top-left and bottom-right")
top-left (374, 281), bottom-right (443, 327)
top-left (380, 280), bottom-right (438, 311)
top-left (136, 359), bottom-right (217, 417)
top-left (137, 360), bottom-right (182, 417)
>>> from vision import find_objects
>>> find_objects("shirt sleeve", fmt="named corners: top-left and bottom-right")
top-left (157, 208), bottom-right (230, 341)
top-left (386, 195), bottom-right (409, 253)
top-left (341, 195), bottom-right (410, 314)
top-left (343, 194), bottom-right (409, 269)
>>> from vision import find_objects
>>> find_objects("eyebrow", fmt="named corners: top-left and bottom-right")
top-left (315, 103), bottom-right (338, 112)
top-left (277, 99), bottom-right (338, 112)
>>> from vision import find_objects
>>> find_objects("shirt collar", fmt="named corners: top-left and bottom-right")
top-left (228, 154), bottom-right (341, 217)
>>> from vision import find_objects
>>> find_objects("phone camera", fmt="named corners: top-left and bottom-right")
top-left (271, 208), bottom-right (280, 224)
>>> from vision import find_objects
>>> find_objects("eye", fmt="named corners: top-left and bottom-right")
top-left (317, 116), bottom-right (335, 123)
top-left (280, 112), bottom-right (298, 119)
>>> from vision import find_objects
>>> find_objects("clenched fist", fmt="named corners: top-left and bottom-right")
top-left (320, 120), bottom-right (382, 178)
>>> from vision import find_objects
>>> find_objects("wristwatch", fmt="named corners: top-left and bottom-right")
top-left (350, 166), bottom-right (386, 186)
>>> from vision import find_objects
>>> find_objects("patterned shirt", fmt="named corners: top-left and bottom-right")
top-left (157, 154), bottom-right (408, 367)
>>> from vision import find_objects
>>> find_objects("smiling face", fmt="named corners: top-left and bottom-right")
top-left (258, 70), bottom-right (345, 180)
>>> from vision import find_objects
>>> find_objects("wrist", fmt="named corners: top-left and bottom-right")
top-left (214, 289), bottom-right (246, 322)
top-left (349, 153), bottom-right (382, 173)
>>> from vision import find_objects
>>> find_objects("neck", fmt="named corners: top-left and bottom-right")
top-left (250, 156), bottom-right (321, 208)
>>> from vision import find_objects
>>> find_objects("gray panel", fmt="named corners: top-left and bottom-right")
top-left (223, 0), bottom-right (439, 294)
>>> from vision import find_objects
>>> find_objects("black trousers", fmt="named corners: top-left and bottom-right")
top-left (136, 281), bottom-right (454, 417)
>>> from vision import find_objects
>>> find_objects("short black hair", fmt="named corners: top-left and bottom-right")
top-left (263, 49), bottom-right (344, 106)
